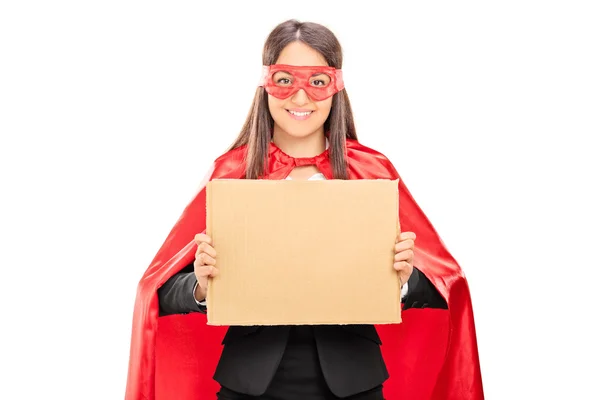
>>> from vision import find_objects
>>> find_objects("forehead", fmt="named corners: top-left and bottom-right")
top-left (275, 41), bottom-right (328, 67)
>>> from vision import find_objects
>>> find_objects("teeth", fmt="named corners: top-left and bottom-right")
top-left (288, 110), bottom-right (312, 117)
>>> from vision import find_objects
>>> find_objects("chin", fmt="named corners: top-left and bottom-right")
top-left (277, 125), bottom-right (322, 138)
top-left (273, 113), bottom-right (328, 139)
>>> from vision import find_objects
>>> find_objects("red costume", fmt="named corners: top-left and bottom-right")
top-left (125, 139), bottom-right (484, 399)
top-left (259, 64), bottom-right (345, 100)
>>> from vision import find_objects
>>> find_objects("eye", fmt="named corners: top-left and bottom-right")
top-left (273, 71), bottom-right (294, 87)
top-left (310, 73), bottom-right (331, 87)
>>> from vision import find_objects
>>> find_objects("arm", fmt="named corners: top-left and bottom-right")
top-left (157, 262), bottom-right (207, 316)
top-left (402, 266), bottom-right (448, 310)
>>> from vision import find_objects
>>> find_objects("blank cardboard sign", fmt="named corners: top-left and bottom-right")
top-left (205, 179), bottom-right (401, 326)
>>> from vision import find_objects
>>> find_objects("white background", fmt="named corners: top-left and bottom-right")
top-left (1, 1), bottom-right (599, 399)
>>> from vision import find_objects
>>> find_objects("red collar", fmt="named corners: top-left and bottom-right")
top-left (265, 142), bottom-right (333, 180)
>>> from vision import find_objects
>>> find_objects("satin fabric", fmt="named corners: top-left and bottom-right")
top-left (125, 139), bottom-right (484, 400)
top-left (258, 64), bottom-right (344, 101)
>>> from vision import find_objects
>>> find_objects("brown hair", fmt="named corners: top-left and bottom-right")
top-left (228, 19), bottom-right (358, 179)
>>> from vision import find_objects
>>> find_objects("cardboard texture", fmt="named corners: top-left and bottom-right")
top-left (206, 179), bottom-right (401, 326)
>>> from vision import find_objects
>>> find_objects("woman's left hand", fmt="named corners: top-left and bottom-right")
top-left (394, 231), bottom-right (416, 286)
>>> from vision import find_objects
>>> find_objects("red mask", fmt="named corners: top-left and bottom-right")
top-left (258, 64), bottom-right (344, 101)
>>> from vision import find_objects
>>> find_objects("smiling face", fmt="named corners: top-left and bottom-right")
top-left (267, 41), bottom-right (333, 140)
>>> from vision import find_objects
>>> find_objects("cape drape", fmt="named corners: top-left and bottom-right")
top-left (125, 139), bottom-right (484, 399)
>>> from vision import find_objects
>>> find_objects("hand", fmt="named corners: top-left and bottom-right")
top-left (193, 233), bottom-right (219, 301)
top-left (394, 231), bottom-right (416, 287)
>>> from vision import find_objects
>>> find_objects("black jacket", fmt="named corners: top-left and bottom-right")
top-left (158, 264), bottom-right (446, 397)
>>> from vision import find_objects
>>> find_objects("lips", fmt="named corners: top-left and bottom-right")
top-left (286, 109), bottom-right (313, 121)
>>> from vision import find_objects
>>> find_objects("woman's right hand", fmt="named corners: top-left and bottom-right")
top-left (193, 233), bottom-right (219, 302)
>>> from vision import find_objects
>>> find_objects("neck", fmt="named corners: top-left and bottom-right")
top-left (272, 126), bottom-right (326, 158)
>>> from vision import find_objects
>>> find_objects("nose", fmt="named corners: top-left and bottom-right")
top-left (291, 88), bottom-right (310, 106)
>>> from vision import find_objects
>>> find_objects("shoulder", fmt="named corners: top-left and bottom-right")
top-left (211, 144), bottom-right (248, 179)
top-left (214, 144), bottom-right (247, 164)
top-left (345, 139), bottom-right (398, 178)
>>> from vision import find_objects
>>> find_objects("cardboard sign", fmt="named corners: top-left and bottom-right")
top-left (206, 179), bottom-right (401, 326)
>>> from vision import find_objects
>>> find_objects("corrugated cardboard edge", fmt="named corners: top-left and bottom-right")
top-left (395, 178), bottom-right (402, 324)
top-left (205, 181), bottom-right (213, 319)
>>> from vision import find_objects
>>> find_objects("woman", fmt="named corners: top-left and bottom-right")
top-left (125, 19), bottom-right (483, 400)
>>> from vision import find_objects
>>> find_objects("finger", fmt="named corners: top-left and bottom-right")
top-left (195, 265), bottom-right (220, 278)
top-left (394, 239), bottom-right (415, 253)
top-left (196, 241), bottom-right (217, 258)
top-left (394, 249), bottom-right (414, 263)
top-left (398, 231), bottom-right (416, 242)
top-left (194, 233), bottom-right (212, 246)
top-left (393, 261), bottom-right (411, 272)
top-left (196, 253), bottom-right (217, 266)
top-left (194, 253), bottom-right (207, 267)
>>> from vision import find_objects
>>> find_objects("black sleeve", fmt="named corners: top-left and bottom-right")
top-left (402, 266), bottom-right (448, 310)
top-left (157, 262), bottom-right (207, 316)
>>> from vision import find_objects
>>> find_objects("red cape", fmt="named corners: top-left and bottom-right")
top-left (125, 139), bottom-right (484, 399)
